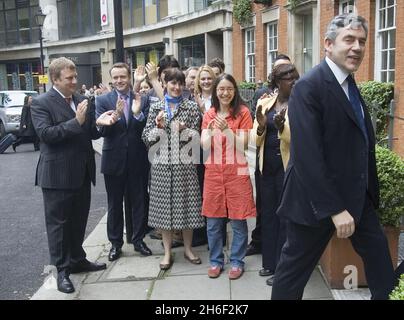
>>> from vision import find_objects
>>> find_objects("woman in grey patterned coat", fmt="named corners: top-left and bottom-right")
top-left (142, 68), bottom-right (205, 270)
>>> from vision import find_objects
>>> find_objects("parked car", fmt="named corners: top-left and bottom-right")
top-left (0, 90), bottom-right (38, 138)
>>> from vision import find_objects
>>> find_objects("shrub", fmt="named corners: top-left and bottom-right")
top-left (358, 81), bottom-right (394, 143)
top-left (389, 274), bottom-right (404, 300)
top-left (238, 81), bottom-right (256, 90)
top-left (375, 145), bottom-right (404, 227)
top-left (233, 0), bottom-right (253, 26)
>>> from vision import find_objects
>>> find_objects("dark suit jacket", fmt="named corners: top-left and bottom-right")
top-left (277, 59), bottom-right (379, 227)
top-left (95, 91), bottom-right (149, 176)
top-left (19, 104), bottom-right (36, 137)
top-left (31, 88), bottom-right (100, 189)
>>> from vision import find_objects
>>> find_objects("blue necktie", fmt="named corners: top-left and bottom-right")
top-left (347, 75), bottom-right (368, 145)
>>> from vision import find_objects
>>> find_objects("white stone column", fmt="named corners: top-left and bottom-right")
top-left (222, 28), bottom-right (233, 75)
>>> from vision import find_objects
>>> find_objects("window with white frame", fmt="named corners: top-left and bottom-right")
top-left (339, 0), bottom-right (356, 14)
top-left (245, 28), bottom-right (255, 83)
top-left (376, 0), bottom-right (396, 82)
top-left (267, 22), bottom-right (278, 77)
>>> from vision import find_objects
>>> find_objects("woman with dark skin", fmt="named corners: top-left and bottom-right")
top-left (13, 95), bottom-right (40, 152)
top-left (253, 64), bottom-right (299, 285)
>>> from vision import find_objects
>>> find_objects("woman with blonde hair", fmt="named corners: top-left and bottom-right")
top-left (194, 65), bottom-right (216, 114)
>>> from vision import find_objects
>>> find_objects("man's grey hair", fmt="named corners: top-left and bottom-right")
top-left (325, 14), bottom-right (368, 42)
top-left (185, 66), bottom-right (199, 78)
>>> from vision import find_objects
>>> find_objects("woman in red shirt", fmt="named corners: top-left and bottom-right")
top-left (201, 74), bottom-right (256, 280)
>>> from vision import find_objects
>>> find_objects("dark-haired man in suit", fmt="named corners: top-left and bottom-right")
top-left (31, 57), bottom-right (107, 294)
top-left (95, 63), bottom-right (152, 261)
top-left (271, 14), bottom-right (396, 300)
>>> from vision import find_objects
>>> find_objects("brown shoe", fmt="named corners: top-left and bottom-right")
top-left (208, 266), bottom-right (223, 278)
top-left (159, 257), bottom-right (173, 270)
top-left (184, 253), bottom-right (202, 265)
top-left (228, 267), bottom-right (244, 280)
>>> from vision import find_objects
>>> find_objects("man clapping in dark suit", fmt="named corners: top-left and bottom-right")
top-left (31, 57), bottom-right (107, 294)
top-left (95, 63), bottom-right (152, 262)
top-left (271, 14), bottom-right (396, 300)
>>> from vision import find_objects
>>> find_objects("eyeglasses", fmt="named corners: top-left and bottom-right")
top-left (280, 76), bottom-right (298, 81)
top-left (217, 87), bottom-right (235, 93)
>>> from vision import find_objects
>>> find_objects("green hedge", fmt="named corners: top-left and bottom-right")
top-left (358, 81), bottom-right (394, 143)
top-left (375, 146), bottom-right (404, 227)
top-left (390, 274), bottom-right (404, 300)
top-left (238, 81), bottom-right (256, 90)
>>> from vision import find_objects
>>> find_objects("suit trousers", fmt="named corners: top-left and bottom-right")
top-left (104, 170), bottom-right (148, 248)
top-left (42, 173), bottom-right (91, 272)
top-left (271, 195), bottom-right (395, 300)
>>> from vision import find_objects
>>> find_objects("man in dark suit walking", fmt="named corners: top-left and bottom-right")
top-left (271, 14), bottom-right (396, 300)
top-left (31, 57), bottom-right (107, 294)
top-left (95, 63), bottom-right (152, 261)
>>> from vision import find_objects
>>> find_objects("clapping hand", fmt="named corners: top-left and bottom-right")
top-left (131, 92), bottom-right (142, 116)
top-left (98, 83), bottom-right (111, 94)
top-left (114, 98), bottom-right (125, 118)
top-left (134, 65), bottom-right (147, 83)
top-left (96, 110), bottom-right (119, 126)
top-left (155, 110), bottom-right (165, 129)
top-left (214, 114), bottom-right (229, 131)
top-left (256, 105), bottom-right (268, 129)
top-left (273, 108), bottom-right (287, 133)
top-left (146, 62), bottom-right (159, 82)
top-left (76, 99), bottom-right (88, 125)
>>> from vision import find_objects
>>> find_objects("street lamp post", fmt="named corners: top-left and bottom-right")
top-left (35, 8), bottom-right (46, 93)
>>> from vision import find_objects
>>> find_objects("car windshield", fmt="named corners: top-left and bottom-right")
top-left (1, 92), bottom-right (37, 108)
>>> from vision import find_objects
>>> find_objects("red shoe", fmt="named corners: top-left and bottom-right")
top-left (228, 266), bottom-right (244, 280)
top-left (208, 266), bottom-right (223, 278)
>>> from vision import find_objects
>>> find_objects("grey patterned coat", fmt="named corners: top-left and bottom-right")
top-left (142, 98), bottom-right (205, 231)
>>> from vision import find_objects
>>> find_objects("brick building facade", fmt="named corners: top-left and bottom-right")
top-left (232, 0), bottom-right (403, 157)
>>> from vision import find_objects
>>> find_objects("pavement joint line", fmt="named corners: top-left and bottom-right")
top-left (146, 279), bottom-right (156, 300)
top-left (89, 277), bottom-right (158, 283)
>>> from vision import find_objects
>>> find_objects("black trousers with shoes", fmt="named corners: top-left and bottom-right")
top-left (271, 196), bottom-right (396, 300)
top-left (42, 174), bottom-right (91, 272)
top-left (104, 169), bottom-right (149, 248)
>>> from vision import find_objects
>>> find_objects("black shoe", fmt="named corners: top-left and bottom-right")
top-left (70, 260), bottom-right (107, 273)
top-left (259, 268), bottom-right (274, 277)
top-left (134, 241), bottom-right (152, 256)
top-left (108, 247), bottom-right (122, 261)
top-left (246, 244), bottom-right (261, 256)
top-left (57, 272), bottom-right (75, 294)
top-left (266, 275), bottom-right (275, 286)
top-left (12, 143), bottom-right (16, 152)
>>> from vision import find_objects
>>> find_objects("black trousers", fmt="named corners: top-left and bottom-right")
top-left (104, 169), bottom-right (149, 248)
top-left (271, 195), bottom-right (396, 300)
top-left (249, 160), bottom-right (262, 248)
top-left (42, 174), bottom-right (91, 272)
top-left (260, 169), bottom-right (286, 271)
top-left (13, 135), bottom-right (39, 150)
top-left (192, 163), bottom-right (208, 246)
